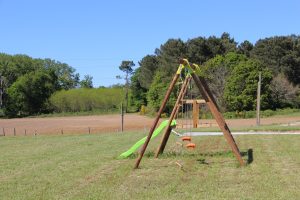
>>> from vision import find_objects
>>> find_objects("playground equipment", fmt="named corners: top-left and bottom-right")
top-left (119, 120), bottom-right (176, 158)
top-left (134, 59), bottom-right (245, 169)
top-left (176, 99), bottom-right (205, 128)
top-left (119, 119), bottom-right (195, 158)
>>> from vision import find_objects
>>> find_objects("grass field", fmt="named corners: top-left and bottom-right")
top-left (186, 123), bottom-right (300, 133)
top-left (1, 132), bottom-right (300, 200)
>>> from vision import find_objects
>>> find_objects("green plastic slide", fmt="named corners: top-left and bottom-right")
top-left (118, 119), bottom-right (176, 159)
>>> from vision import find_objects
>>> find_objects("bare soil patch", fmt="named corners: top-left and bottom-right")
top-left (1, 114), bottom-right (300, 136)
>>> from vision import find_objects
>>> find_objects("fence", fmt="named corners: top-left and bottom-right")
top-left (0, 126), bottom-right (151, 136)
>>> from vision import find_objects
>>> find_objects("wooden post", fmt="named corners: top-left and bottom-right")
top-left (0, 75), bottom-right (3, 108)
top-left (25, 129), bottom-right (27, 136)
top-left (121, 103), bottom-right (124, 132)
top-left (155, 76), bottom-right (191, 157)
top-left (134, 73), bottom-right (180, 169)
top-left (61, 129), bottom-right (64, 135)
top-left (88, 127), bottom-right (91, 134)
top-left (14, 128), bottom-right (16, 136)
top-left (256, 72), bottom-right (261, 126)
top-left (191, 73), bottom-right (245, 166)
top-left (2, 128), bottom-right (5, 136)
top-left (192, 100), bottom-right (199, 128)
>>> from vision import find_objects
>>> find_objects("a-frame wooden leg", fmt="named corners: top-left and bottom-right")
top-left (155, 76), bottom-right (192, 157)
top-left (191, 73), bottom-right (245, 166)
top-left (134, 73), bottom-right (180, 169)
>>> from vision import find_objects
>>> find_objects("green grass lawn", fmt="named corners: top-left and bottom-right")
top-left (1, 132), bottom-right (300, 200)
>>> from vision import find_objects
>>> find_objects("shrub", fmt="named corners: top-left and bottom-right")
top-left (49, 88), bottom-right (123, 113)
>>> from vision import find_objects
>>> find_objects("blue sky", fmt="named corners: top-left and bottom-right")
top-left (0, 0), bottom-right (299, 87)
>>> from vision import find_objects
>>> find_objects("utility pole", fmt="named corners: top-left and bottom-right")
top-left (125, 75), bottom-right (129, 113)
top-left (256, 72), bottom-right (261, 126)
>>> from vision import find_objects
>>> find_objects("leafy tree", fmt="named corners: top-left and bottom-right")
top-left (41, 58), bottom-right (80, 89)
top-left (80, 75), bottom-right (93, 88)
top-left (130, 68), bottom-right (147, 110)
top-left (187, 32), bottom-right (237, 64)
top-left (138, 55), bottom-right (159, 89)
top-left (224, 59), bottom-right (273, 111)
top-left (269, 74), bottom-right (299, 108)
top-left (219, 32), bottom-right (238, 53)
top-left (147, 71), bottom-right (176, 114)
top-left (202, 53), bottom-right (248, 110)
top-left (251, 35), bottom-right (300, 85)
top-left (0, 54), bottom-right (81, 116)
top-left (281, 52), bottom-right (300, 85)
top-left (186, 36), bottom-right (211, 64)
top-left (0, 54), bottom-right (80, 91)
top-left (117, 60), bottom-right (135, 112)
top-left (0, 54), bottom-right (42, 88)
top-left (238, 40), bottom-right (253, 57)
top-left (5, 70), bottom-right (58, 116)
top-left (155, 39), bottom-right (187, 78)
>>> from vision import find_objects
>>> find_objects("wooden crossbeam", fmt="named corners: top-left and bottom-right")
top-left (181, 99), bottom-right (206, 104)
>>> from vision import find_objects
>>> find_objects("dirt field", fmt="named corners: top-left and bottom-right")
top-left (0, 114), bottom-right (300, 136)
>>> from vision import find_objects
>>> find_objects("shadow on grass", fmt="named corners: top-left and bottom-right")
top-left (197, 158), bottom-right (209, 165)
top-left (122, 149), bottom-right (254, 166)
top-left (247, 149), bottom-right (254, 164)
top-left (240, 148), bottom-right (254, 165)
top-left (126, 150), bottom-right (236, 159)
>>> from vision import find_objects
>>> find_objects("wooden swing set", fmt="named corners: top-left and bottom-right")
top-left (134, 59), bottom-right (245, 169)
top-left (177, 99), bottom-right (206, 129)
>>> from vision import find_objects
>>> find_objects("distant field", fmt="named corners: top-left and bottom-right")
top-left (0, 132), bottom-right (300, 199)
top-left (1, 114), bottom-right (300, 136)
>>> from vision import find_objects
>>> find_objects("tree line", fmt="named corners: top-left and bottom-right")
top-left (1, 33), bottom-right (299, 117)
top-left (0, 54), bottom-right (93, 117)
top-left (129, 33), bottom-right (300, 113)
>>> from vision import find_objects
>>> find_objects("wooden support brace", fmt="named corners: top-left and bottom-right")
top-left (190, 73), bottom-right (245, 166)
top-left (134, 73), bottom-right (180, 169)
top-left (155, 76), bottom-right (192, 157)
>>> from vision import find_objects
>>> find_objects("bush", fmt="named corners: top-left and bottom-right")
top-left (139, 105), bottom-right (148, 115)
top-left (261, 109), bottom-right (274, 117)
top-left (49, 88), bottom-right (123, 113)
top-left (5, 70), bottom-right (57, 117)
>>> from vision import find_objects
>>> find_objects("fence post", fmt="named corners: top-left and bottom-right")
top-left (14, 128), bottom-right (16, 136)
top-left (24, 129), bottom-right (26, 136)
top-left (88, 127), bottom-right (91, 134)
top-left (61, 129), bottom-right (64, 135)
top-left (2, 128), bottom-right (5, 136)
top-left (121, 103), bottom-right (124, 132)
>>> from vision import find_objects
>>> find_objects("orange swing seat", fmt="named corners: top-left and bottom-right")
top-left (186, 143), bottom-right (196, 149)
top-left (181, 136), bottom-right (192, 142)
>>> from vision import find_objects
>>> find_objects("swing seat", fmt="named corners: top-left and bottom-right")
top-left (186, 143), bottom-right (196, 149)
top-left (181, 136), bottom-right (191, 141)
